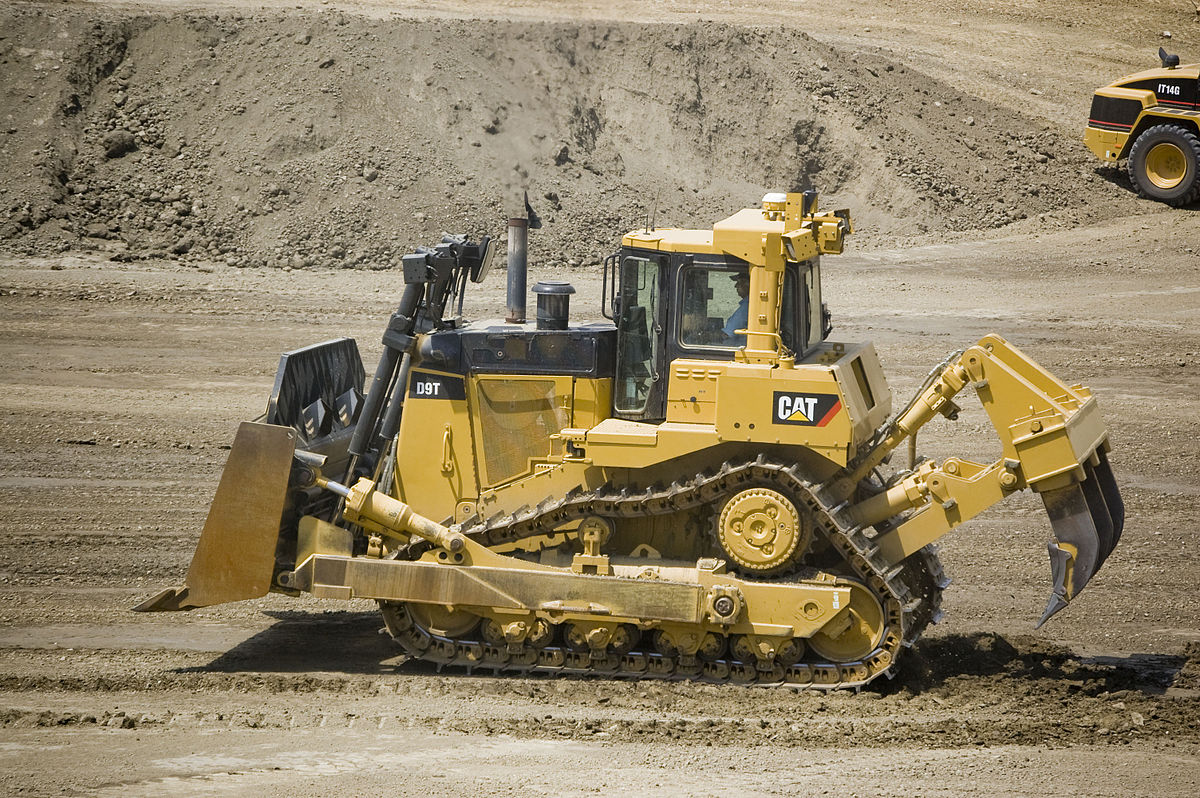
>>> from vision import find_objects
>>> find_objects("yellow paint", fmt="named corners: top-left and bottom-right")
top-left (394, 368), bottom-right (476, 522)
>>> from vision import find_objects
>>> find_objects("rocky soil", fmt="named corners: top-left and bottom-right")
top-left (2, 0), bottom-right (1190, 273)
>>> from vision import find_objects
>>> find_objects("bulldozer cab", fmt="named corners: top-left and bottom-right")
top-left (609, 248), bottom-right (825, 422)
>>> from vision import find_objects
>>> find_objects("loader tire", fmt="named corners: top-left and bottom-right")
top-left (1127, 124), bottom-right (1200, 206)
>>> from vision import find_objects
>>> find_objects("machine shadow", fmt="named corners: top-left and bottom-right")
top-left (1093, 164), bottom-right (1200, 209)
top-left (179, 610), bottom-right (400, 675)
top-left (181, 613), bottom-right (1188, 695)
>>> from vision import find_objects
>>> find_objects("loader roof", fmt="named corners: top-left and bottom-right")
top-left (1106, 62), bottom-right (1199, 87)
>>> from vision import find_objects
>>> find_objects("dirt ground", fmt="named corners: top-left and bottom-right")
top-left (2, 0), bottom-right (1200, 796)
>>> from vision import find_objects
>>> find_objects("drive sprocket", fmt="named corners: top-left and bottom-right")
top-left (715, 485), bottom-right (811, 575)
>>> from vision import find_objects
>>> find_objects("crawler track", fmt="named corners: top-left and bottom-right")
top-left (380, 457), bottom-right (948, 689)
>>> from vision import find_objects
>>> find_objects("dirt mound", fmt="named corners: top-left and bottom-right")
top-left (891, 632), bottom-right (1186, 696)
top-left (1, 5), bottom-right (1141, 270)
top-left (1174, 641), bottom-right (1200, 690)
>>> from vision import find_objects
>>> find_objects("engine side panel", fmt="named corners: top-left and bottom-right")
top-left (394, 368), bottom-right (477, 523)
top-left (400, 325), bottom-right (618, 522)
top-left (663, 341), bottom-right (890, 467)
top-left (1118, 70), bottom-right (1200, 110)
top-left (470, 373), bottom-right (574, 488)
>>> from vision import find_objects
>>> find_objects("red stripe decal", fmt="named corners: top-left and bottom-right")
top-left (1089, 118), bottom-right (1132, 129)
top-left (817, 399), bottom-right (842, 427)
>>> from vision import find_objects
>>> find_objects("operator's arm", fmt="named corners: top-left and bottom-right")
top-left (723, 299), bottom-right (749, 338)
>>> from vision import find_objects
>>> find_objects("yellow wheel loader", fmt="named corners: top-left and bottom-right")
top-left (1086, 48), bottom-right (1200, 205)
top-left (138, 193), bottom-right (1124, 689)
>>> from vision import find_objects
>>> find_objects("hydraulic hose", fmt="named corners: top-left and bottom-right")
top-left (346, 282), bottom-right (424, 466)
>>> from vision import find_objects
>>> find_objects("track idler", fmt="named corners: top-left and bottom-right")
top-left (1037, 448), bottom-right (1124, 627)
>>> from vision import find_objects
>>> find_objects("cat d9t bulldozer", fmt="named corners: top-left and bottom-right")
top-left (138, 192), bottom-right (1123, 689)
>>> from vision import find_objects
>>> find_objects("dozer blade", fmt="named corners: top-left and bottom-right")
top-left (134, 422), bottom-right (297, 612)
top-left (1036, 450), bottom-right (1123, 628)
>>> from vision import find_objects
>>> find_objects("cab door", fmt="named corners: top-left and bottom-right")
top-left (613, 252), bottom-right (668, 421)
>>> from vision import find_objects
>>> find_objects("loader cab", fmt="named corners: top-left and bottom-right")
top-left (609, 247), bottom-right (825, 422)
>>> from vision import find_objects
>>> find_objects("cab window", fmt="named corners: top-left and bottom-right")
top-left (678, 265), bottom-right (802, 353)
top-left (679, 268), bottom-right (749, 347)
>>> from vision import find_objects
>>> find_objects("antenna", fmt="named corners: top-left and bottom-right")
top-left (648, 191), bottom-right (661, 232)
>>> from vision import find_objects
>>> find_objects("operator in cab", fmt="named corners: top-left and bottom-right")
top-left (723, 271), bottom-right (751, 344)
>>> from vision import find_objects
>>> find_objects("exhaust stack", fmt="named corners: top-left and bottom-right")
top-left (505, 217), bottom-right (528, 324)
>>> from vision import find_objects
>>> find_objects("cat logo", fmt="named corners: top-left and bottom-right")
top-left (772, 391), bottom-right (841, 427)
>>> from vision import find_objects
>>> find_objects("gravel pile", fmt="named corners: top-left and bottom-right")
top-left (0, 7), bottom-right (1143, 270)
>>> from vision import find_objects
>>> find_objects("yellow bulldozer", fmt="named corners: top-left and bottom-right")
top-left (138, 193), bottom-right (1123, 689)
